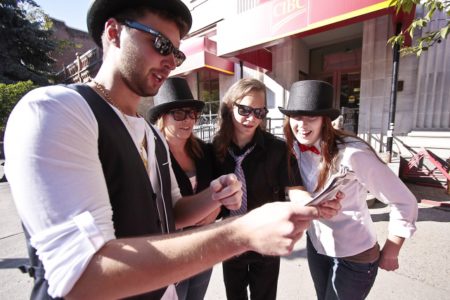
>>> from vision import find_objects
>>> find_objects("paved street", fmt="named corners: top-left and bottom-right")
top-left (206, 184), bottom-right (450, 300)
top-left (1, 180), bottom-right (449, 299)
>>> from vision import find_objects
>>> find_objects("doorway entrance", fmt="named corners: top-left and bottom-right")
top-left (319, 71), bottom-right (360, 133)
top-left (310, 39), bottom-right (362, 133)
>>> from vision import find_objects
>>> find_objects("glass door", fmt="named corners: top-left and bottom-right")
top-left (339, 72), bottom-right (360, 133)
top-left (313, 71), bottom-right (360, 133)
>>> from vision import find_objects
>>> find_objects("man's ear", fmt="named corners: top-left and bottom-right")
top-left (105, 18), bottom-right (121, 47)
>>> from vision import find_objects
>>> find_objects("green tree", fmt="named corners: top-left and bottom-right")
top-left (389, 0), bottom-right (450, 56)
top-left (0, 80), bottom-right (36, 137)
top-left (0, 0), bottom-right (56, 84)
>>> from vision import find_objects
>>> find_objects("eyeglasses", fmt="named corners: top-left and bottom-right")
top-left (123, 20), bottom-right (186, 67)
top-left (234, 103), bottom-right (268, 119)
top-left (169, 109), bottom-right (201, 121)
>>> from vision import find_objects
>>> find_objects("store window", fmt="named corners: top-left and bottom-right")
top-left (197, 69), bottom-right (220, 123)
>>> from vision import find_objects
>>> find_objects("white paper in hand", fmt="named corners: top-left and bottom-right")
top-left (302, 166), bottom-right (355, 206)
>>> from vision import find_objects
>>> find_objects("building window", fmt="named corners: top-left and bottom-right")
top-left (197, 69), bottom-right (219, 120)
top-left (237, 0), bottom-right (269, 13)
top-left (198, 69), bottom-right (219, 101)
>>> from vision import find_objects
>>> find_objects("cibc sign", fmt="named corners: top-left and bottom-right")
top-left (216, 0), bottom-right (392, 56)
top-left (271, 0), bottom-right (307, 35)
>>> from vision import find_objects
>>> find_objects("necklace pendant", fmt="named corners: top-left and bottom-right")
top-left (141, 154), bottom-right (148, 171)
top-left (140, 134), bottom-right (148, 171)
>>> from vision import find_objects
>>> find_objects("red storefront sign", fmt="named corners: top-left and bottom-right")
top-left (217, 0), bottom-right (394, 56)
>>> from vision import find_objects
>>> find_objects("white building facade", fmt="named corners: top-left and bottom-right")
top-left (174, 0), bottom-right (449, 170)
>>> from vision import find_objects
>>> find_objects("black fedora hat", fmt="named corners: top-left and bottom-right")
top-left (87, 0), bottom-right (192, 47)
top-left (147, 77), bottom-right (205, 124)
top-left (278, 80), bottom-right (340, 120)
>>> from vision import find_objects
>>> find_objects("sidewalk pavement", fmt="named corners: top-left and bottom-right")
top-left (1, 181), bottom-right (449, 299)
top-left (206, 183), bottom-right (450, 299)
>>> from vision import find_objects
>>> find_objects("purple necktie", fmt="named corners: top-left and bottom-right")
top-left (228, 145), bottom-right (255, 216)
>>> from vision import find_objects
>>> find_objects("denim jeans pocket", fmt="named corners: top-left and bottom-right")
top-left (338, 258), bottom-right (379, 275)
top-left (330, 258), bottom-right (380, 300)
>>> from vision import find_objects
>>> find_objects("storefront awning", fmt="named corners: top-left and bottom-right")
top-left (216, 0), bottom-right (395, 56)
top-left (236, 48), bottom-right (272, 72)
top-left (171, 36), bottom-right (234, 76)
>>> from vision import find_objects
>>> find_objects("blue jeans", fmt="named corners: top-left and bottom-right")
top-left (176, 268), bottom-right (213, 300)
top-left (307, 236), bottom-right (379, 300)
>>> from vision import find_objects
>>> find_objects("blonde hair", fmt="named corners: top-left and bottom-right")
top-left (213, 78), bottom-right (267, 162)
top-left (156, 113), bottom-right (203, 160)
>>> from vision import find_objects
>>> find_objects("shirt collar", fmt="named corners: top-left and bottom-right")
top-left (230, 128), bottom-right (264, 155)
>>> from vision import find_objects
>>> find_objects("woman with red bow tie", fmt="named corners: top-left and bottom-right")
top-left (280, 80), bottom-right (418, 300)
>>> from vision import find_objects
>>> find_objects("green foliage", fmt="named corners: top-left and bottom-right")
top-left (389, 0), bottom-right (450, 56)
top-left (0, 81), bottom-right (37, 135)
top-left (0, 0), bottom-right (56, 84)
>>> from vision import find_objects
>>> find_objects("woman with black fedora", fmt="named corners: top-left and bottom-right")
top-left (149, 77), bottom-right (219, 300)
top-left (280, 80), bottom-right (418, 299)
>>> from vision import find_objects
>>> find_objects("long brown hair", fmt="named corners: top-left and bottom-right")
top-left (213, 78), bottom-right (267, 162)
top-left (283, 116), bottom-right (383, 192)
top-left (156, 114), bottom-right (203, 160)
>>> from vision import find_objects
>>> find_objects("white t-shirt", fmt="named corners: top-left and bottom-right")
top-left (4, 85), bottom-right (182, 297)
top-left (295, 137), bottom-right (418, 257)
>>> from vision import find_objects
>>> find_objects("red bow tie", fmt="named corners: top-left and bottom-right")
top-left (299, 143), bottom-right (320, 155)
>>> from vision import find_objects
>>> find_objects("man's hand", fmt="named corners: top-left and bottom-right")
top-left (232, 202), bottom-right (324, 256)
top-left (210, 174), bottom-right (242, 210)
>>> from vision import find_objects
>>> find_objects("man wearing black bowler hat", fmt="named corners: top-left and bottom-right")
top-left (4, 1), bottom-right (341, 299)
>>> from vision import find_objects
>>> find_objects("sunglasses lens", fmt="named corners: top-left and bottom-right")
top-left (124, 21), bottom-right (185, 65)
top-left (238, 106), bottom-right (252, 116)
top-left (171, 109), bottom-right (200, 121)
top-left (154, 37), bottom-right (172, 55)
top-left (254, 109), bottom-right (267, 119)
top-left (173, 49), bottom-right (186, 66)
top-left (154, 38), bottom-right (185, 66)
top-left (171, 110), bottom-right (186, 121)
top-left (188, 110), bottom-right (201, 120)
top-left (236, 104), bottom-right (267, 119)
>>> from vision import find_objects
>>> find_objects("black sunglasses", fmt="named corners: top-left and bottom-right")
top-left (234, 103), bottom-right (268, 119)
top-left (169, 109), bottom-right (201, 121)
top-left (123, 20), bottom-right (186, 67)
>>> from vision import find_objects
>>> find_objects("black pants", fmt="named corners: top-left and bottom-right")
top-left (222, 251), bottom-right (280, 300)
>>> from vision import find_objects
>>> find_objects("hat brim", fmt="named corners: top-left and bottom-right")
top-left (148, 100), bottom-right (205, 124)
top-left (278, 107), bottom-right (340, 121)
top-left (87, 0), bottom-right (192, 47)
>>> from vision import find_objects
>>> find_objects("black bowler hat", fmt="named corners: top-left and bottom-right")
top-left (147, 77), bottom-right (205, 124)
top-left (278, 80), bottom-right (340, 120)
top-left (87, 0), bottom-right (192, 47)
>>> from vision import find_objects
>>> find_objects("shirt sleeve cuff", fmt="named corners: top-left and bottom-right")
top-left (30, 211), bottom-right (111, 297)
top-left (388, 220), bottom-right (417, 239)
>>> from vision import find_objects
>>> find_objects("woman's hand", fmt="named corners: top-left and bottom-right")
top-left (379, 235), bottom-right (405, 271)
top-left (210, 174), bottom-right (242, 210)
top-left (315, 191), bottom-right (344, 219)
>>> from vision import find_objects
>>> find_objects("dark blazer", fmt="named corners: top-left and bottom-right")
top-left (170, 139), bottom-right (215, 197)
top-left (214, 129), bottom-right (302, 214)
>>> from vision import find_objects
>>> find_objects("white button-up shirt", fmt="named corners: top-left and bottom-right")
top-left (295, 137), bottom-right (418, 257)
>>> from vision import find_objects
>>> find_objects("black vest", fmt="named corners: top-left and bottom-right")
top-left (22, 84), bottom-right (175, 299)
